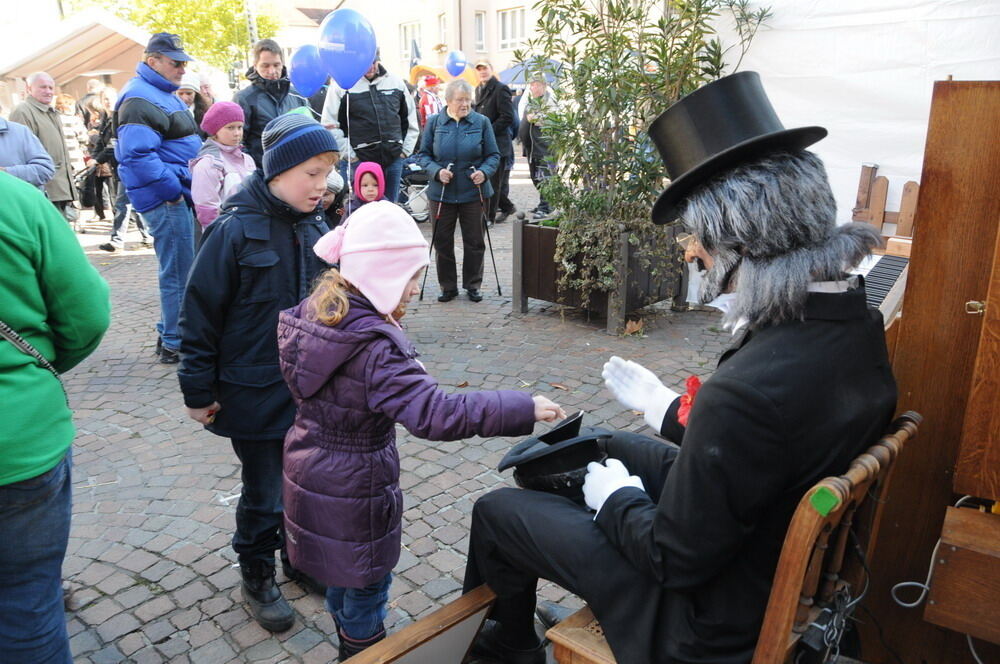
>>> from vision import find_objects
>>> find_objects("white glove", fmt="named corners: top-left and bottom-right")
top-left (601, 356), bottom-right (679, 431)
top-left (582, 458), bottom-right (645, 515)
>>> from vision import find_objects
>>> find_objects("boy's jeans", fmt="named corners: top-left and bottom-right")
top-left (140, 199), bottom-right (195, 352)
top-left (0, 451), bottom-right (73, 664)
top-left (326, 573), bottom-right (392, 640)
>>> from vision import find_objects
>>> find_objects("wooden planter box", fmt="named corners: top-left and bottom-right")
top-left (511, 219), bottom-right (678, 334)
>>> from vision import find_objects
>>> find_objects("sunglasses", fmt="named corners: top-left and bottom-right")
top-left (160, 57), bottom-right (186, 68)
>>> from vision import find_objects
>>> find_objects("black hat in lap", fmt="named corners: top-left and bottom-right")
top-left (648, 71), bottom-right (827, 225)
top-left (498, 412), bottom-right (610, 504)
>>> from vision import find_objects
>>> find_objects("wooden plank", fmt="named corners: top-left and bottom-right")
top-left (852, 163), bottom-right (878, 223)
top-left (512, 217), bottom-right (528, 313)
top-left (884, 237), bottom-right (912, 258)
top-left (868, 176), bottom-right (889, 232)
top-left (539, 225), bottom-right (559, 303)
top-left (862, 80), bottom-right (1000, 664)
top-left (954, 223), bottom-right (1000, 501)
top-left (896, 180), bottom-right (920, 237)
top-left (924, 508), bottom-right (1000, 645)
top-left (347, 585), bottom-right (495, 663)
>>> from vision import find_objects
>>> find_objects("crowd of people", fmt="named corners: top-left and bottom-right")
top-left (0, 28), bottom-right (898, 664)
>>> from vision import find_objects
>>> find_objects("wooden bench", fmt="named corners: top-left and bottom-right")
top-left (546, 412), bottom-right (922, 664)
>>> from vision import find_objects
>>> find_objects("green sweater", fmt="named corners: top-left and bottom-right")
top-left (0, 172), bottom-right (110, 485)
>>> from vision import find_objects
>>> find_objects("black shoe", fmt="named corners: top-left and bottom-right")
top-left (281, 560), bottom-right (326, 596)
top-left (98, 242), bottom-right (119, 252)
top-left (155, 336), bottom-right (162, 356)
top-left (467, 289), bottom-right (483, 302)
top-left (159, 347), bottom-right (180, 364)
top-left (494, 210), bottom-right (512, 224)
top-left (535, 601), bottom-right (576, 630)
top-left (240, 560), bottom-right (294, 632)
top-left (338, 625), bottom-right (386, 662)
top-left (470, 620), bottom-right (545, 664)
top-left (438, 290), bottom-right (459, 302)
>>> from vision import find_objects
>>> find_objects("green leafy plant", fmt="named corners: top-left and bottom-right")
top-left (517, 0), bottom-right (770, 307)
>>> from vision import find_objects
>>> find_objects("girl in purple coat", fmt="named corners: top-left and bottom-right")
top-left (276, 200), bottom-right (564, 661)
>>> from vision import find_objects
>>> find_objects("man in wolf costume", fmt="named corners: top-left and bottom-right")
top-left (462, 72), bottom-right (899, 664)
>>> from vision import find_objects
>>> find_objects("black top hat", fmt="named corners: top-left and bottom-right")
top-left (498, 412), bottom-right (610, 503)
top-left (648, 71), bottom-right (827, 225)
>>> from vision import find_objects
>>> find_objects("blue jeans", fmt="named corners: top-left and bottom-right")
top-left (0, 451), bottom-right (72, 664)
top-left (140, 199), bottom-right (195, 352)
top-left (231, 439), bottom-right (284, 564)
top-left (326, 573), bottom-right (392, 640)
top-left (109, 174), bottom-right (148, 246)
top-left (342, 158), bottom-right (405, 203)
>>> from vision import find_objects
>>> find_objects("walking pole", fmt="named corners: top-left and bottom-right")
top-left (420, 162), bottom-right (453, 300)
top-left (473, 169), bottom-right (502, 296)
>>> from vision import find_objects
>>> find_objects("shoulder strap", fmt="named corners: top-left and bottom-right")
top-left (0, 320), bottom-right (66, 403)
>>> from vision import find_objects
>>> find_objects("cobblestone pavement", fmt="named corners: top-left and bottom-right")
top-left (63, 160), bottom-right (730, 663)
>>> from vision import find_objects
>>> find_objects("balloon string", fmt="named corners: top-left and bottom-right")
top-left (345, 90), bottom-right (352, 196)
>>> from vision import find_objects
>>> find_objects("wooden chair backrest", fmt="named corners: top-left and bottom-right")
top-left (751, 411), bottom-right (922, 664)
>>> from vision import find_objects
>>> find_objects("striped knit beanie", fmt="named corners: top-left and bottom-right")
top-left (261, 112), bottom-right (338, 181)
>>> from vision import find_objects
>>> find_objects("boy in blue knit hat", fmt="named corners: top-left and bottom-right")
top-left (178, 112), bottom-right (338, 632)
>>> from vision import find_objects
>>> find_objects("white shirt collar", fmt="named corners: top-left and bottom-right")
top-left (709, 280), bottom-right (853, 335)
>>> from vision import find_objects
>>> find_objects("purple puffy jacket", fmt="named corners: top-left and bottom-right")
top-left (277, 295), bottom-right (536, 588)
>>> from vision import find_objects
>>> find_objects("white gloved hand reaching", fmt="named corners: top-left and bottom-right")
top-left (583, 458), bottom-right (645, 514)
top-left (601, 356), bottom-right (679, 431)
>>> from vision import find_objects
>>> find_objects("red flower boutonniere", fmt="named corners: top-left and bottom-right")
top-left (676, 376), bottom-right (702, 427)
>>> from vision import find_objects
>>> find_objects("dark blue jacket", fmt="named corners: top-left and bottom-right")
top-left (415, 111), bottom-right (500, 204)
top-left (114, 63), bottom-right (201, 213)
top-left (177, 172), bottom-right (330, 440)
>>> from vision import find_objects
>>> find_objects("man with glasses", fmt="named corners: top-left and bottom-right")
top-left (114, 33), bottom-right (201, 364)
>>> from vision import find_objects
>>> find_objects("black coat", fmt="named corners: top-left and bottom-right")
top-left (234, 68), bottom-right (309, 167)
top-left (177, 172), bottom-right (330, 440)
top-left (593, 286), bottom-right (898, 662)
top-left (474, 77), bottom-right (515, 159)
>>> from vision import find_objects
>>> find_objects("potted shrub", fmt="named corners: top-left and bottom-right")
top-left (511, 0), bottom-right (770, 333)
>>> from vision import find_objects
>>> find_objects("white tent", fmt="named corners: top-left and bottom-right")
top-left (716, 0), bottom-right (1000, 222)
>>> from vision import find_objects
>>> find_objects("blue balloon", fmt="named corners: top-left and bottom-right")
top-left (289, 44), bottom-right (326, 97)
top-left (318, 9), bottom-right (378, 90)
top-left (445, 50), bottom-right (467, 77)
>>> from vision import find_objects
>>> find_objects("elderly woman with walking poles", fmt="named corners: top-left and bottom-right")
top-left (416, 79), bottom-right (500, 303)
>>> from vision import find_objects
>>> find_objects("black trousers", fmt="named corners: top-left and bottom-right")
top-left (463, 430), bottom-right (679, 664)
top-left (528, 156), bottom-right (552, 211)
top-left (433, 200), bottom-right (485, 292)
top-left (231, 438), bottom-right (285, 565)
top-left (486, 156), bottom-right (514, 222)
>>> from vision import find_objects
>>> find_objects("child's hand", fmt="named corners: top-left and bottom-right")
top-left (532, 396), bottom-right (567, 422)
top-left (187, 402), bottom-right (221, 425)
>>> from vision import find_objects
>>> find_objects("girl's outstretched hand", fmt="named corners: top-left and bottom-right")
top-left (532, 395), bottom-right (567, 422)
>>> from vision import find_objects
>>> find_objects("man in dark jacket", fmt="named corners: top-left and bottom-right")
top-left (473, 60), bottom-right (516, 223)
top-left (114, 33), bottom-right (202, 364)
top-left (463, 74), bottom-right (898, 664)
top-left (322, 51), bottom-right (419, 203)
top-left (234, 39), bottom-right (310, 168)
top-left (178, 113), bottom-right (336, 634)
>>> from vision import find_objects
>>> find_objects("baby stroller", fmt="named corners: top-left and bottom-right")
top-left (400, 160), bottom-right (430, 223)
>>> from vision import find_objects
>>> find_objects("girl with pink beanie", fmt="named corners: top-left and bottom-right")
top-left (341, 161), bottom-right (386, 221)
top-left (276, 201), bottom-right (564, 661)
top-left (190, 101), bottom-right (256, 232)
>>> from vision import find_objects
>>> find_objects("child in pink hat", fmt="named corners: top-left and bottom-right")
top-left (276, 201), bottom-right (565, 660)
top-left (190, 101), bottom-right (256, 232)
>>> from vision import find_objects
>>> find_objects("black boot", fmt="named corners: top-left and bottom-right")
top-left (338, 624), bottom-right (386, 662)
top-left (281, 558), bottom-right (326, 596)
top-left (240, 559), bottom-right (294, 632)
top-left (469, 620), bottom-right (545, 664)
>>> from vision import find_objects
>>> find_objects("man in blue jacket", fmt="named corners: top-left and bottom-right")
top-left (114, 33), bottom-right (202, 364)
top-left (0, 117), bottom-right (55, 189)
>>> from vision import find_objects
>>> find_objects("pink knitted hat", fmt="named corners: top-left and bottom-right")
top-left (313, 201), bottom-right (429, 317)
top-left (201, 101), bottom-right (245, 137)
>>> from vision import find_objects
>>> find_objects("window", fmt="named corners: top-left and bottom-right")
top-left (498, 7), bottom-right (526, 51)
top-left (475, 11), bottom-right (487, 52)
top-left (399, 22), bottom-right (422, 61)
top-left (439, 13), bottom-right (447, 46)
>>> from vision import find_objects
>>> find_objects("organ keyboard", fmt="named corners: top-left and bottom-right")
top-left (851, 253), bottom-right (909, 328)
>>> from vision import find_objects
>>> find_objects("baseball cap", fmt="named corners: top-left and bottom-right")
top-left (473, 59), bottom-right (492, 69)
top-left (146, 33), bottom-right (193, 62)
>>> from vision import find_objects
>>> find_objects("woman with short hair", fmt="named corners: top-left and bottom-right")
top-left (415, 79), bottom-right (500, 303)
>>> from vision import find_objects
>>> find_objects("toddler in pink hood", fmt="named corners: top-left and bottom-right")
top-left (341, 161), bottom-right (386, 220)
